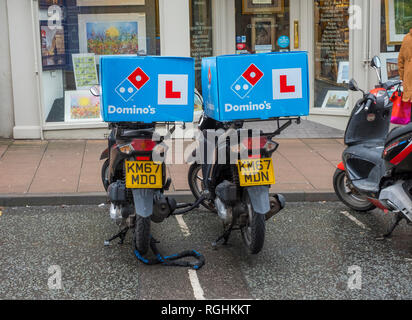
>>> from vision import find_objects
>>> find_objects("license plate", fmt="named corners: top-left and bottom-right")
top-left (125, 161), bottom-right (162, 189)
top-left (237, 158), bottom-right (275, 187)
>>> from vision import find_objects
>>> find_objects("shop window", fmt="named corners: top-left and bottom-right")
top-left (235, 0), bottom-right (290, 54)
top-left (189, 0), bottom-right (213, 94)
top-left (380, 0), bottom-right (411, 84)
top-left (38, 0), bottom-right (160, 124)
top-left (313, 0), bottom-right (350, 110)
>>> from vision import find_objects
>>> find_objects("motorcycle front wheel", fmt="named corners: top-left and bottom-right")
top-left (333, 169), bottom-right (376, 212)
top-left (241, 192), bottom-right (266, 255)
top-left (133, 215), bottom-right (151, 255)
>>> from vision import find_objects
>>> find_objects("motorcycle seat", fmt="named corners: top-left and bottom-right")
top-left (120, 128), bottom-right (155, 138)
top-left (386, 122), bottom-right (412, 144)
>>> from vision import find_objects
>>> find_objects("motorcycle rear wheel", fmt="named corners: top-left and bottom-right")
top-left (333, 169), bottom-right (376, 212)
top-left (241, 193), bottom-right (266, 254)
top-left (188, 163), bottom-right (216, 212)
top-left (101, 159), bottom-right (110, 191)
top-left (133, 215), bottom-right (151, 255)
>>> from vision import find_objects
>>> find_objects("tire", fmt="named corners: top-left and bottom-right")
top-left (133, 215), bottom-right (151, 255)
top-left (241, 193), bottom-right (266, 254)
top-left (188, 163), bottom-right (216, 212)
top-left (333, 169), bottom-right (376, 212)
top-left (101, 159), bottom-right (110, 191)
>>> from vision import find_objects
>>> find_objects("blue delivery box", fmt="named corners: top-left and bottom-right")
top-left (100, 56), bottom-right (195, 123)
top-left (201, 51), bottom-right (309, 121)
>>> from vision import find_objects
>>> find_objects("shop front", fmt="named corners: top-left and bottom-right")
top-left (3, 0), bottom-right (411, 139)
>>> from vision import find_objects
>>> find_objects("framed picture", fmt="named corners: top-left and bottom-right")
top-left (251, 17), bottom-right (275, 53)
top-left (242, 0), bottom-right (284, 14)
top-left (39, 0), bottom-right (64, 8)
top-left (77, 0), bottom-right (145, 6)
top-left (321, 90), bottom-right (349, 109)
top-left (40, 21), bottom-right (66, 70)
top-left (65, 90), bottom-right (102, 122)
top-left (72, 53), bottom-right (99, 90)
top-left (381, 52), bottom-right (400, 83)
top-left (78, 13), bottom-right (147, 60)
top-left (337, 61), bottom-right (349, 84)
top-left (385, 0), bottom-right (412, 45)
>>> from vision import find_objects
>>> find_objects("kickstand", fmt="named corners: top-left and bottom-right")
top-left (104, 227), bottom-right (129, 246)
top-left (212, 225), bottom-right (233, 249)
top-left (378, 213), bottom-right (403, 240)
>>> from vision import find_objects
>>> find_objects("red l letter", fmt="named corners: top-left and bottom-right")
top-left (165, 81), bottom-right (181, 99)
top-left (280, 75), bottom-right (295, 93)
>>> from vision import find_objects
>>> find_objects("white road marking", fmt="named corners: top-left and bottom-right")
top-left (340, 211), bottom-right (371, 230)
top-left (188, 269), bottom-right (205, 300)
top-left (175, 215), bottom-right (191, 237)
top-left (175, 215), bottom-right (206, 299)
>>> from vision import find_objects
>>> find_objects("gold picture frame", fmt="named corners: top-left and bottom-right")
top-left (242, 0), bottom-right (284, 14)
top-left (251, 17), bottom-right (275, 53)
top-left (385, 0), bottom-right (412, 45)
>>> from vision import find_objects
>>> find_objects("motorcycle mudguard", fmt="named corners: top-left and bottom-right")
top-left (246, 186), bottom-right (270, 215)
top-left (337, 162), bottom-right (345, 171)
top-left (100, 148), bottom-right (109, 160)
top-left (132, 189), bottom-right (154, 218)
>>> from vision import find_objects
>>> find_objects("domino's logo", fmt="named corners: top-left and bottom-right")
top-left (115, 67), bottom-right (150, 102)
top-left (231, 64), bottom-right (264, 99)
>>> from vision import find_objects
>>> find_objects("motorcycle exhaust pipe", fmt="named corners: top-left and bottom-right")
top-left (265, 194), bottom-right (285, 221)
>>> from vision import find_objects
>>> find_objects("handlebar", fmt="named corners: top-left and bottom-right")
top-left (364, 98), bottom-right (373, 112)
top-left (381, 80), bottom-right (402, 91)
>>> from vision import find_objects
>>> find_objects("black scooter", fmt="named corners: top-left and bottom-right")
top-left (333, 56), bottom-right (412, 237)
top-left (90, 87), bottom-right (205, 257)
top-left (188, 111), bottom-right (297, 254)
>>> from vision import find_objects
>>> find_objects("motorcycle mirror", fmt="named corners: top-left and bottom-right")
top-left (370, 56), bottom-right (382, 83)
top-left (90, 85), bottom-right (101, 97)
top-left (348, 79), bottom-right (360, 92)
top-left (371, 56), bottom-right (382, 69)
top-left (194, 89), bottom-right (203, 106)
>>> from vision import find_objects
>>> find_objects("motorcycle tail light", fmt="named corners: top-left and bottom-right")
top-left (130, 139), bottom-right (157, 151)
top-left (242, 136), bottom-right (268, 150)
top-left (136, 156), bottom-right (150, 161)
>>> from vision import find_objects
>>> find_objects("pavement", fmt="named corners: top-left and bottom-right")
top-left (2, 202), bottom-right (412, 299)
top-left (0, 120), bottom-right (345, 206)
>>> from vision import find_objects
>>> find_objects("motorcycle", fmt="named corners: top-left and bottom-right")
top-left (333, 56), bottom-right (412, 237)
top-left (91, 86), bottom-right (204, 257)
top-left (188, 98), bottom-right (296, 253)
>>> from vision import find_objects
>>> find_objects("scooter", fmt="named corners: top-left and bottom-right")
top-left (90, 86), bottom-right (205, 258)
top-left (188, 108), bottom-right (297, 254)
top-left (333, 56), bottom-right (412, 237)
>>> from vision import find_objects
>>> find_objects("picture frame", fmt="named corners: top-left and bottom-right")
top-left (385, 0), bottom-right (412, 45)
top-left (39, 21), bottom-right (67, 70)
top-left (321, 90), bottom-right (349, 109)
top-left (381, 52), bottom-right (400, 83)
top-left (251, 17), bottom-right (275, 53)
top-left (72, 53), bottom-right (99, 90)
top-left (78, 13), bottom-right (147, 61)
top-left (77, 0), bottom-right (145, 6)
top-left (64, 90), bottom-right (102, 122)
top-left (242, 0), bottom-right (284, 14)
top-left (337, 61), bottom-right (349, 84)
